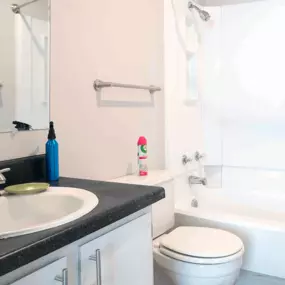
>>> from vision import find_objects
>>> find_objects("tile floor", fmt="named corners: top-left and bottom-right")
top-left (237, 270), bottom-right (285, 285)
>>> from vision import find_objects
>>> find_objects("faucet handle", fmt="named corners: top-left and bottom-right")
top-left (201, 177), bottom-right (207, 186)
top-left (194, 151), bottom-right (205, 162)
top-left (182, 155), bottom-right (192, 165)
top-left (0, 168), bottom-right (11, 174)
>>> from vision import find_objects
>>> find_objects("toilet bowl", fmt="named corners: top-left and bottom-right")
top-left (110, 171), bottom-right (244, 285)
top-left (153, 227), bottom-right (244, 285)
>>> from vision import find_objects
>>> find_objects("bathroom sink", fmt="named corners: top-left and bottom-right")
top-left (0, 187), bottom-right (99, 239)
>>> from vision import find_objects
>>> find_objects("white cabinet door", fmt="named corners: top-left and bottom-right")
top-left (80, 213), bottom-right (153, 285)
top-left (10, 257), bottom-right (67, 285)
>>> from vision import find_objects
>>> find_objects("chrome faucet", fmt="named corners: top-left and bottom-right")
top-left (0, 168), bottom-right (11, 185)
top-left (194, 151), bottom-right (205, 162)
top-left (189, 175), bottom-right (207, 186)
top-left (182, 155), bottom-right (192, 165)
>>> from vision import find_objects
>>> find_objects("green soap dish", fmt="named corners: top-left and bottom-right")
top-left (4, 183), bottom-right (50, 195)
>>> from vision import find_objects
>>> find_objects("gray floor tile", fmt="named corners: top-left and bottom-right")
top-left (237, 270), bottom-right (285, 285)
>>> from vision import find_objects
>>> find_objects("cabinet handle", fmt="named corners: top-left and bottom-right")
top-left (89, 249), bottom-right (102, 285)
top-left (55, 268), bottom-right (68, 285)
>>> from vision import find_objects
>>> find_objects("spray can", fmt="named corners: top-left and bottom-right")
top-left (137, 136), bottom-right (148, 176)
top-left (46, 121), bottom-right (59, 181)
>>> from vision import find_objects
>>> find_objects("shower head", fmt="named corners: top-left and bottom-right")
top-left (188, 1), bottom-right (211, 22)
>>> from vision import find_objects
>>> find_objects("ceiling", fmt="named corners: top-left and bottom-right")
top-left (196, 0), bottom-right (266, 6)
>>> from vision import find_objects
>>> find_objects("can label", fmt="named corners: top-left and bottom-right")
top-left (138, 144), bottom-right (147, 158)
top-left (138, 144), bottom-right (148, 176)
top-left (138, 158), bottom-right (148, 176)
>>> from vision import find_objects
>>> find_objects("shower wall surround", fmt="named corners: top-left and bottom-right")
top-left (164, 0), bottom-right (205, 207)
top-left (201, 0), bottom-right (285, 189)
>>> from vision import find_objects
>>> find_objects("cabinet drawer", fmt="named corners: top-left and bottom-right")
top-left (10, 257), bottom-right (67, 285)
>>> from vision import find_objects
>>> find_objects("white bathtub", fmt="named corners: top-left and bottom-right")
top-left (175, 186), bottom-right (285, 279)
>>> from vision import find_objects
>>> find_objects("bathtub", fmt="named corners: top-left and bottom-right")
top-left (175, 186), bottom-right (285, 279)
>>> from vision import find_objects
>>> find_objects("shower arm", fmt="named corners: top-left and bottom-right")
top-left (188, 1), bottom-right (211, 21)
top-left (189, 2), bottom-right (200, 13)
top-left (11, 0), bottom-right (40, 14)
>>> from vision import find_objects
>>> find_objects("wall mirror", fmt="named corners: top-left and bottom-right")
top-left (0, 0), bottom-right (49, 133)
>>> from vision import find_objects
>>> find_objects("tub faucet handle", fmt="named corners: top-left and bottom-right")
top-left (200, 177), bottom-right (207, 186)
top-left (182, 155), bottom-right (192, 165)
top-left (194, 151), bottom-right (205, 162)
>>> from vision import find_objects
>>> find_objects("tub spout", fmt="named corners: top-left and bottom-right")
top-left (189, 175), bottom-right (207, 186)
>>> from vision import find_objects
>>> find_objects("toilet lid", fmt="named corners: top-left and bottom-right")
top-left (160, 227), bottom-right (243, 258)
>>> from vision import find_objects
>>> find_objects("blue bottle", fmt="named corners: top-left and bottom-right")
top-left (46, 121), bottom-right (59, 181)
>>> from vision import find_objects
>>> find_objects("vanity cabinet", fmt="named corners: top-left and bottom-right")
top-left (10, 257), bottom-right (67, 285)
top-left (3, 212), bottom-right (153, 285)
top-left (80, 213), bottom-right (153, 285)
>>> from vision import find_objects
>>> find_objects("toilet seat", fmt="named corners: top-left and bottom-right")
top-left (159, 245), bottom-right (244, 264)
top-left (159, 227), bottom-right (244, 265)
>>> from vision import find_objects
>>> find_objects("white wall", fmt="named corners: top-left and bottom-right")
top-left (221, 0), bottom-right (285, 170)
top-left (165, 0), bottom-right (285, 202)
top-left (201, 0), bottom-right (285, 191)
top-left (51, 0), bottom-right (165, 180)
top-left (164, 0), bottom-right (204, 208)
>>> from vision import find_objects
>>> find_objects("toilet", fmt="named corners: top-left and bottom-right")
top-left (110, 170), bottom-right (244, 285)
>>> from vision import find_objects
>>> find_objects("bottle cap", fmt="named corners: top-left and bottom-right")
top-left (138, 136), bottom-right (147, 145)
top-left (48, 121), bottom-right (56, 140)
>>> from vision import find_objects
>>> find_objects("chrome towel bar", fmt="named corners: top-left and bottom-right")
top-left (94, 79), bottom-right (161, 94)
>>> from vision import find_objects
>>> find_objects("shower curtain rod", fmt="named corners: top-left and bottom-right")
top-left (11, 0), bottom-right (40, 14)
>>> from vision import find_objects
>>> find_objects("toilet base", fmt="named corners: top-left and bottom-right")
top-left (154, 260), bottom-right (240, 285)
top-left (153, 247), bottom-right (243, 285)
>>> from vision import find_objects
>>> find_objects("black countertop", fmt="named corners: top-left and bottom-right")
top-left (0, 177), bottom-right (165, 277)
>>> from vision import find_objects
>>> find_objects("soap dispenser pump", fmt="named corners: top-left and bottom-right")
top-left (46, 121), bottom-right (59, 181)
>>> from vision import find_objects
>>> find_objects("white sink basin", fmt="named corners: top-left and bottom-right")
top-left (0, 187), bottom-right (99, 239)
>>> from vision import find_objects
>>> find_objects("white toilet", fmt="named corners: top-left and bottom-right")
top-left (111, 170), bottom-right (244, 285)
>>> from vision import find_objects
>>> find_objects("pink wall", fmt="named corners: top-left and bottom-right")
top-left (50, 0), bottom-right (165, 180)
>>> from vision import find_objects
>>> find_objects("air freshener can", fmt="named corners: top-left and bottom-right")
top-left (137, 136), bottom-right (148, 176)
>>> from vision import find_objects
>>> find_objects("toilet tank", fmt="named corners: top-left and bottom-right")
top-left (109, 170), bottom-right (175, 238)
